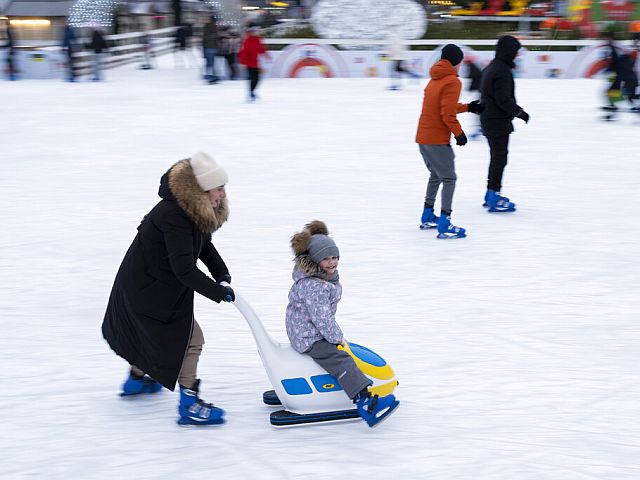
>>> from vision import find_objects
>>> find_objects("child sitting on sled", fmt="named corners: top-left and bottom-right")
top-left (285, 220), bottom-right (399, 427)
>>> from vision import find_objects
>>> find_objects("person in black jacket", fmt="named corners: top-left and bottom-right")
top-left (602, 33), bottom-right (639, 117)
top-left (62, 23), bottom-right (77, 82)
top-left (479, 35), bottom-right (529, 213)
top-left (4, 21), bottom-right (18, 80)
top-left (102, 152), bottom-right (235, 426)
top-left (88, 27), bottom-right (108, 81)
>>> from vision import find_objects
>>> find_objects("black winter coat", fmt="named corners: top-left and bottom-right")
top-left (479, 36), bottom-right (524, 137)
top-left (102, 159), bottom-right (230, 390)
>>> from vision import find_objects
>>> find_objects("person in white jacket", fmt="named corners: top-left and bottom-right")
top-left (385, 25), bottom-right (418, 90)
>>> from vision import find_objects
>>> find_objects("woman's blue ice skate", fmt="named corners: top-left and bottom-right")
top-left (356, 393), bottom-right (400, 428)
top-left (120, 374), bottom-right (162, 396)
top-left (177, 380), bottom-right (225, 426)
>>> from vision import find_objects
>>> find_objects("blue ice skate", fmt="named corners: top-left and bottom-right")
top-left (177, 380), bottom-right (225, 426)
top-left (483, 189), bottom-right (511, 207)
top-left (419, 207), bottom-right (439, 230)
top-left (485, 189), bottom-right (516, 213)
top-left (355, 393), bottom-right (400, 428)
top-left (469, 128), bottom-right (484, 140)
top-left (437, 215), bottom-right (466, 239)
top-left (120, 374), bottom-right (162, 397)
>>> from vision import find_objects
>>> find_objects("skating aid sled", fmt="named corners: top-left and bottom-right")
top-left (229, 287), bottom-right (399, 427)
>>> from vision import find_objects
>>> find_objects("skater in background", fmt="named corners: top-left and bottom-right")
top-left (385, 24), bottom-right (419, 91)
top-left (286, 221), bottom-right (399, 427)
top-left (88, 27), bottom-right (108, 81)
top-left (602, 31), bottom-right (639, 118)
top-left (102, 152), bottom-right (236, 426)
top-left (219, 25), bottom-right (240, 80)
top-left (139, 27), bottom-right (154, 70)
top-left (61, 23), bottom-right (77, 82)
top-left (3, 20), bottom-right (17, 80)
top-left (415, 44), bottom-right (483, 239)
top-left (238, 25), bottom-right (271, 101)
top-left (479, 35), bottom-right (528, 213)
top-left (464, 56), bottom-right (484, 139)
top-left (201, 15), bottom-right (219, 83)
top-left (174, 22), bottom-right (195, 68)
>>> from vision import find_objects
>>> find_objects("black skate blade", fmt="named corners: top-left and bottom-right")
top-left (270, 408), bottom-right (360, 428)
top-left (263, 390), bottom-right (282, 406)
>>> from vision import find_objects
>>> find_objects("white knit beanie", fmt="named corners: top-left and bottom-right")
top-left (190, 152), bottom-right (229, 192)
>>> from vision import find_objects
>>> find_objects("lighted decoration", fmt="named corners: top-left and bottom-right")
top-left (9, 19), bottom-right (52, 26)
top-left (68, 0), bottom-right (124, 28)
top-left (311, 0), bottom-right (427, 42)
top-left (69, 0), bottom-right (243, 28)
top-left (202, 0), bottom-right (243, 27)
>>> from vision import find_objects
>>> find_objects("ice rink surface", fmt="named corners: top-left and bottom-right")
top-left (1, 55), bottom-right (639, 479)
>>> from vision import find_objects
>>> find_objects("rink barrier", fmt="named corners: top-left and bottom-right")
top-left (2, 27), bottom-right (181, 79)
top-left (5, 36), bottom-right (635, 79)
top-left (72, 27), bottom-right (180, 76)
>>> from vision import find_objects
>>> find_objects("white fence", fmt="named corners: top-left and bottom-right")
top-left (3, 35), bottom-right (630, 80)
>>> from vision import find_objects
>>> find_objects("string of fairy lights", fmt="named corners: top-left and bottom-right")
top-left (68, 0), bottom-right (123, 28)
top-left (68, 0), bottom-right (243, 29)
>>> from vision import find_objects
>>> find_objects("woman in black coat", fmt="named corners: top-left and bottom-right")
top-left (102, 152), bottom-right (235, 425)
top-left (479, 35), bottom-right (529, 213)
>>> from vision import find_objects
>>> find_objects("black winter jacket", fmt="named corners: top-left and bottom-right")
top-left (102, 159), bottom-right (230, 390)
top-left (479, 36), bottom-right (524, 137)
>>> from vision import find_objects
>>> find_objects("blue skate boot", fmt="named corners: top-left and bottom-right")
top-left (355, 392), bottom-right (400, 428)
top-left (469, 127), bottom-right (484, 140)
top-left (120, 372), bottom-right (162, 397)
top-left (437, 214), bottom-right (466, 239)
top-left (178, 379), bottom-right (225, 426)
top-left (485, 189), bottom-right (516, 213)
top-left (419, 207), bottom-right (439, 230)
top-left (483, 189), bottom-right (511, 207)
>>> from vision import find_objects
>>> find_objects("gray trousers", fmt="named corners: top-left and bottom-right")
top-left (418, 143), bottom-right (457, 215)
top-left (131, 320), bottom-right (204, 390)
top-left (306, 340), bottom-right (371, 399)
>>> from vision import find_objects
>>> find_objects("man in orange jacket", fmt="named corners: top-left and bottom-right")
top-left (415, 44), bottom-right (483, 239)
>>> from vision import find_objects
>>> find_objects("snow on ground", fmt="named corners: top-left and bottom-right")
top-left (1, 54), bottom-right (639, 480)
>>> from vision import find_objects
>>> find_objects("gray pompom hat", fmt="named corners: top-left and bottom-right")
top-left (307, 234), bottom-right (339, 263)
top-left (290, 220), bottom-right (340, 263)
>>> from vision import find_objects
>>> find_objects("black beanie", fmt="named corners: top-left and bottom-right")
top-left (441, 44), bottom-right (463, 66)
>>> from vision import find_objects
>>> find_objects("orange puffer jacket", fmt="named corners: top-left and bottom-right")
top-left (415, 59), bottom-right (468, 144)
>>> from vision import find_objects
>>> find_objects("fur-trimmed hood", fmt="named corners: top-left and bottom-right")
top-left (294, 254), bottom-right (327, 278)
top-left (159, 159), bottom-right (229, 233)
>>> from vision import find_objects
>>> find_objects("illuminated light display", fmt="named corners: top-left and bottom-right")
top-left (9, 19), bottom-right (52, 26)
top-left (68, 0), bottom-right (243, 28)
top-left (311, 0), bottom-right (427, 41)
top-left (68, 0), bottom-right (123, 28)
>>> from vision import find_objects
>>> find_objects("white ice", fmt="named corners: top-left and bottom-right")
top-left (1, 55), bottom-right (639, 479)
